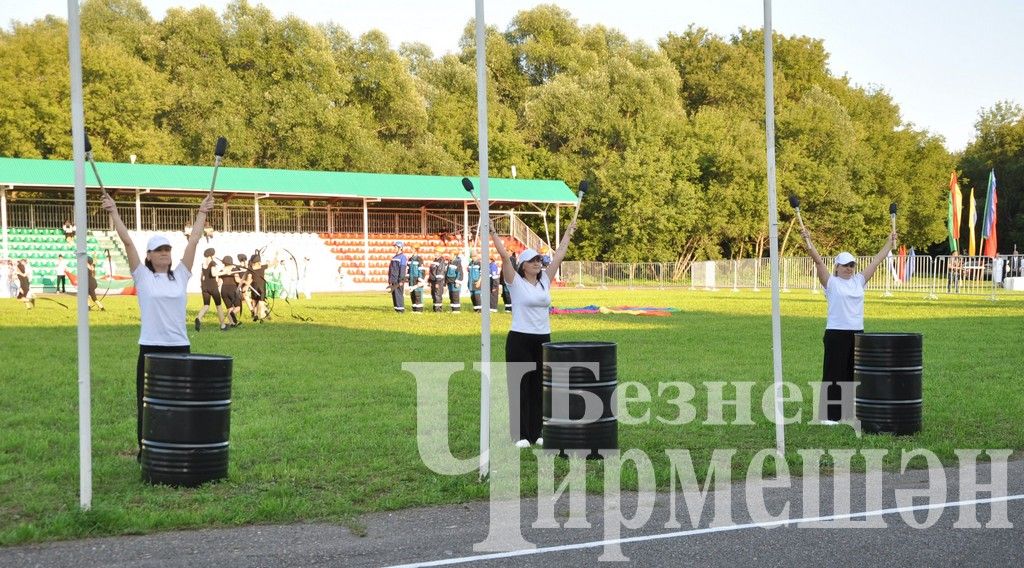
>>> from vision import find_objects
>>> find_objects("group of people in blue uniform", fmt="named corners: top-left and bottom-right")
top-left (387, 241), bottom-right (516, 314)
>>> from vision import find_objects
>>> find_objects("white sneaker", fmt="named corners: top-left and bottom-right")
top-left (821, 420), bottom-right (841, 426)
top-left (515, 439), bottom-right (531, 448)
top-left (535, 437), bottom-right (544, 446)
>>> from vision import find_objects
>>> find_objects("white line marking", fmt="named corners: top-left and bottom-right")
top-left (383, 493), bottom-right (1024, 567)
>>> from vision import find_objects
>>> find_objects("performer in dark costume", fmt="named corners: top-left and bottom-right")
top-left (15, 258), bottom-right (33, 309)
top-left (219, 256), bottom-right (242, 327)
top-left (407, 246), bottom-right (425, 313)
top-left (237, 253), bottom-right (253, 321)
top-left (429, 247), bottom-right (447, 313)
top-left (86, 256), bottom-right (104, 311)
top-left (388, 241), bottom-right (408, 313)
top-left (249, 254), bottom-right (269, 322)
top-left (195, 248), bottom-right (227, 331)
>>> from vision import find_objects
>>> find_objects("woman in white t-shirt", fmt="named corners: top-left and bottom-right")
top-left (801, 227), bottom-right (896, 423)
top-left (102, 192), bottom-right (215, 458)
top-left (492, 219), bottom-right (577, 448)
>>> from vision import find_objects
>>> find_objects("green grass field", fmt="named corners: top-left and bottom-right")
top-left (1, 288), bottom-right (1022, 546)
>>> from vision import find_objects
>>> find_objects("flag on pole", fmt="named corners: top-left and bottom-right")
top-left (950, 172), bottom-right (962, 240)
top-left (947, 191), bottom-right (958, 252)
top-left (968, 187), bottom-right (978, 256)
top-left (982, 169), bottom-right (998, 257)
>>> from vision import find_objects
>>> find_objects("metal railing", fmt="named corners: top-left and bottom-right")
top-left (559, 254), bottom-right (1023, 297)
top-left (3, 199), bottom-right (526, 239)
top-left (507, 214), bottom-right (548, 252)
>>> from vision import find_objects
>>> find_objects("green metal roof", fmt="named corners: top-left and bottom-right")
top-left (0, 157), bottom-right (578, 205)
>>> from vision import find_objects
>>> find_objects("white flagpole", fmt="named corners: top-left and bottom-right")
top-left (474, 0), bottom-right (492, 480)
top-left (763, 0), bottom-right (786, 456)
top-left (67, 0), bottom-right (92, 510)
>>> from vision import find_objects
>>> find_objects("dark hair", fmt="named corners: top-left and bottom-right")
top-left (222, 256), bottom-right (233, 265)
top-left (515, 260), bottom-right (544, 289)
top-left (144, 258), bottom-right (175, 280)
top-left (237, 254), bottom-right (247, 263)
top-left (204, 247), bottom-right (215, 257)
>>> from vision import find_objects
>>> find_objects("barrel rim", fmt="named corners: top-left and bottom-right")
top-left (542, 341), bottom-right (617, 349)
top-left (141, 440), bottom-right (230, 449)
top-left (143, 396), bottom-right (232, 406)
top-left (854, 332), bottom-right (923, 339)
top-left (144, 353), bottom-right (234, 362)
top-left (542, 380), bottom-right (618, 387)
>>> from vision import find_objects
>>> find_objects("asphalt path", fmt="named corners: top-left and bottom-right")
top-left (3, 457), bottom-right (1022, 567)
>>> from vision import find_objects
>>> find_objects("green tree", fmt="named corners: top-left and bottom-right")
top-left (960, 102), bottom-right (1024, 254)
top-left (0, 18), bottom-right (71, 158)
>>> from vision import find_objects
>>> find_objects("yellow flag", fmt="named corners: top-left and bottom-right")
top-left (968, 187), bottom-right (977, 256)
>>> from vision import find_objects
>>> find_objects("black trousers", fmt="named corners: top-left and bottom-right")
top-left (822, 329), bottom-right (861, 421)
top-left (410, 288), bottom-right (423, 312)
top-left (56, 275), bottom-right (67, 293)
top-left (431, 281), bottom-right (445, 311)
top-left (136, 344), bottom-right (190, 451)
top-left (470, 290), bottom-right (481, 311)
top-left (506, 330), bottom-right (551, 443)
top-left (502, 286), bottom-right (512, 312)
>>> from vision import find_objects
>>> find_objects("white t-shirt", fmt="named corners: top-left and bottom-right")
top-left (825, 273), bottom-right (865, 330)
top-left (508, 271), bottom-right (552, 334)
top-left (55, 258), bottom-right (68, 275)
top-left (133, 263), bottom-right (192, 346)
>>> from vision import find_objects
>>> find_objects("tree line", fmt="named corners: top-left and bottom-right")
top-left (1, 0), bottom-right (1020, 261)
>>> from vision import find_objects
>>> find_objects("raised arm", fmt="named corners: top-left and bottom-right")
top-left (101, 193), bottom-right (140, 273)
top-left (545, 219), bottom-right (577, 281)
top-left (180, 194), bottom-right (215, 271)
top-left (490, 223), bottom-right (518, 285)
top-left (861, 230), bottom-right (897, 284)
top-left (799, 227), bottom-right (830, 288)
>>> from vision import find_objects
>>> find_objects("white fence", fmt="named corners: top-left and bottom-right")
top-left (560, 254), bottom-right (1024, 297)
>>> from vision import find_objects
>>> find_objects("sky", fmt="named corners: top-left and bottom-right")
top-left (3, 1), bottom-right (1023, 152)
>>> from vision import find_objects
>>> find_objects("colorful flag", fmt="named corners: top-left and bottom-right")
top-left (950, 172), bottom-right (962, 238)
top-left (947, 192), bottom-right (958, 252)
top-left (968, 187), bottom-right (977, 256)
top-left (982, 169), bottom-right (998, 257)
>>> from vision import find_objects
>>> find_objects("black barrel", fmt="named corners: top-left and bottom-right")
top-left (542, 342), bottom-right (617, 457)
top-left (142, 353), bottom-right (233, 486)
top-left (854, 333), bottom-right (922, 435)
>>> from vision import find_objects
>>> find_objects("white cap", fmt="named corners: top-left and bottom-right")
top-left (146, 235), bottom-right (171, 251)
top-left (518, 248), bottom-right (540, 263)
top-left (835, 252), bottom-right (856, 265)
